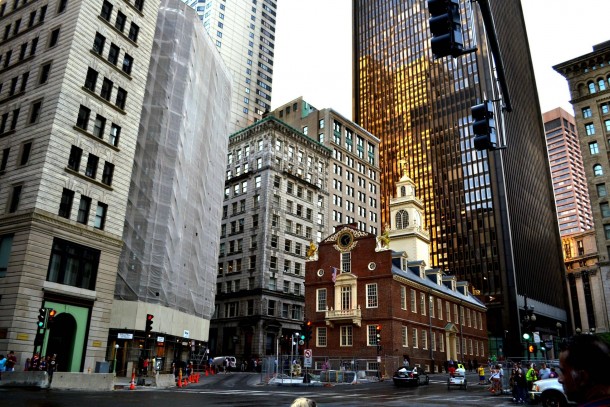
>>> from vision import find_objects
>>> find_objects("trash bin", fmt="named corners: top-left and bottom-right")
top-left (95, 361), bottom-right (110, 373)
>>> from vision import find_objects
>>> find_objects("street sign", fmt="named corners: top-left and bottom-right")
top-left (118, 333), bottom-right (133, 339)
top-left (533, 332), bottom-right (541, 343)
top-left (304, 349), bottom-right (312, 368)
top-left (183, 330), bottom-right (190, 338)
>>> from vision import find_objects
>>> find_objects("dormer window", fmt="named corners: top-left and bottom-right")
top-left (401, 185), bottom-right (406, 197)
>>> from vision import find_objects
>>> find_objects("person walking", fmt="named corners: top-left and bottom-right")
top-left (6, 351), bottom-right (17, 372)
top-left (514, 362), bottom-right (528, 404)
top-left (526, 363), bottom-right (538, 391)
top-left (477, 364), bottom-right (486, 385)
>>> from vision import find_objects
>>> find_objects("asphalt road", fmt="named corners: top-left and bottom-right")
top-left (7, 372), bottom-right (523, 406)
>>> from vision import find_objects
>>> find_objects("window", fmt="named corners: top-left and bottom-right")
top-left (19, 141), bottom-right (32, 165)
top-left (108, 43), bottom-right (119, 64)
top-left (30, 37), bottom-right (38, 56)
top-left (594, 164), bottom-right (604, 176)
top-left (402, 326), bottom-right (408, 347)
top-left (341, 252), bottom-right (351, 273)
top-left (10, 108), bottom-right (19, 131)
top-left (128, 22), bottom-right (139, 42)
top-left (94, 202), bottom-right (107, 229)
top-left (49, 28), bottom-right (60, 47)
top-left (400, 286), bottom-right (407, 310)
top-left (600, 79), bottom-right (607, 92)
top-left (0, 148), bottom-right (9, 171)
top-left (606, 120), bottom-right (610, 133)
top-left (589, 82), bottom-right (596, 94)
top-left (134, 0), bottom-right (145, 12)
top-left (84, 68), bottom-right (98, 91)
top-left (8, 185), bottom-right (22, 213)
top-left (422, 330), bottom-right (428, 350)
top-left (39, 62), bottom-right (51, 84)
top-left (58, 0), bottom-right (68, 13)
top-left (366, 284), bottom-right (378, 308)
top-left (58, 188), bottom-right (74, 219)
top-left (367, 325), bottom-right (379, 346)
top-left (85, 154), bottom-right (98, 178)
top-left (601, 203), bottom-right (610, 218)
top-left (76, 106), bottom-right (92, 131)
top-left (77, 196), bottom-right (91, 224)
top-left (28, 101), bottom-right (42, 124)
top-left (317, 327), bottom-right (327, 347)
top-left (585, 123), bottom-right (595, 135)
top-left (340, 326), bottom-right (353, 346)
top-left (437, 298), bottom-right (443, 320)
top-left (412, 328), bottom-right (418, 348)
top-left (410, 289), bottom-right (417, 313)
top-left (122, 53), bottom-right (133, 75)
top-left (93, 115), bottom-right (106, 138)
top-left (100, 78), bottom-right (113, 100)
top-left (605, 224), bottom-right (610, 240)
top-left (0, 234), bottom-right (14, 277)
top-left (101, 1), bottom-right (113, 20)
top-left (46, 238), bottom-right (100, 290)
top-left (93, 32), bottom-right (105, 54)
top-left (589, 142), bottom-right (599, 155)
top-left (68, 145), bottom-right (82, 171)
top-left (582, 107), bottom-right (592, 118)
top-left (109, 123), bottom-right (121, 146)
top-left (102, 162), bottom-right (114, 185)
top-left (597, 183), bottom-right (607, 197)
top-left (115, 11), bottom-right (126, 32)
top-left (115, 87), bottom-right (127, 109)
top-left (420, 293), bottom-right (426, 315)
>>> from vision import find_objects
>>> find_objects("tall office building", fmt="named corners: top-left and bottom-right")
top-left (271, 97), bottom-right (382, 237)
top-left (183, 0), bottom-right (277, 133)
top-left (109, 1), bottom-right (232, 373)
top-left (212, 98), bottom-right (381, 359)
top-left (554, 40), bottom-right (610, 333)
top-left (0, 0), bottom-right (160, 371)
top-left (353, 0), bottom-right (568, 354)
top-left (543, 107), bottom-right (593, 235)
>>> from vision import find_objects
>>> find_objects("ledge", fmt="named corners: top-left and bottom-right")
top-left (97, 15), bottom-right (138, 48)
top-left (81, 87), bottom-right (126, 115)
top-left (64, 166), bottom-right (114, 191)
top-left (90, 49), bottom-right (132, 80)
top-left (72, 125), bottom-right (120, 152)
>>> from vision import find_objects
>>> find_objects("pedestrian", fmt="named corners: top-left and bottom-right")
top-left (0, 354), bottom-right (6, 378)
top-left (549, 367), bottom-right (558, 378)
top-left (24, 358), bottom-right (31, 371)
top-left (477, 364), bottom-right (485, 385)
top-left (559, 334), bottom-right (610, 406)
top-left (39, 355), bottom-right (47, 372)
top-left (47, 354), bottom-right (57, 383)
top-left (31, 353), bottom-right (40, 370)
top-left (526, 363), bottom-right (538, 391)
top-left (468, 359), bottom-right (473, 372)
top-left (538, 362), bottom-right (551, 380)
top-left (291, 397), bottom-right (316, 407)
top-left (142, 357), bottom-right (149, 376)
top-left (6, 351), bottom-right (17, 372)
top-left (514, 361), bottom-right (527, 404)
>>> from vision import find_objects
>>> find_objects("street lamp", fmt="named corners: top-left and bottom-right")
top-left (556, 322), bottom-right (562, 337)
top-left (590, 327), bottom-right (596, 335)
top-left (576, 327), bottom-right (581, 335)
top-left (113, 344), bottom-right (119, 374)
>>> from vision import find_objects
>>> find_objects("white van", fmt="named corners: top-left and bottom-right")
top-left (212, 356), bottom-right (237, 371)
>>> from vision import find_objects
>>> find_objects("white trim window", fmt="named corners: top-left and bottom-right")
top-left (340, 325), bottom-right (353, 346)
top-left (429, 296), bottom-right (435, 318)
top-left (422, 330), bottom-right (428, 350)
top-left (316, 288), bottom-right (327, 312)
top-left (439, 334), bottom-right (445, 352)
top-left (402, 326), bottom-right (408, 347)
top-left (410, 289), bottom-right (417, 313)
top-left (412, 328), bottom-right (418, 348)
top-left (437, 298), bottom-right (443, 320)
top-left (446, 302), bottom-right (451, 322)
top-left (317, 327), bottom-right (327, 347)
top-left (400, 286), bottom-right (407, 310)
top-left (420, 293), bottom-right (426, 316)
top-left (366, 283), bottom-right (378, 308)
top-left (367, 325), bottom-right (378, 346)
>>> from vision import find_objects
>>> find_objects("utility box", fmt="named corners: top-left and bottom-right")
top-left (95, 361), bottom-right (110, 373)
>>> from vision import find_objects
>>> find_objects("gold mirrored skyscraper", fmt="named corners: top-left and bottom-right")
top-left (353, 0), bottom-right (569, 354)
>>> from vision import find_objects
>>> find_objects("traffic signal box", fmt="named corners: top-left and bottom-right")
top-left (376, 325), bottom-right (382, 351)
top-left (145, 314), bottom-right (154, 335)
top-left (428, 0), bottom-right (464, 59)
top-left (302, 319), bottom-right (313, 347)
top-left (472, 101), bottom-right (498, 151)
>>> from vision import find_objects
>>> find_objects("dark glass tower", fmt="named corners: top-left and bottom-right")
top-left (353, 0), bottom-right (569, 354)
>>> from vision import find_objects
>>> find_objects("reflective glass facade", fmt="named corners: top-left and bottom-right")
top-left (353, 0), bottom-right (568, 352)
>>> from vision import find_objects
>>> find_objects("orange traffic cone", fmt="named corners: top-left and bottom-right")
top-left (129, 371), bottom-right (136, 390)
top-left (177, 368), bottom-right (182, 388)
top-left (205, 367), bottom-right (209, 377)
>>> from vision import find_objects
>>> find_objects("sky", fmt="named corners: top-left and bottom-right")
top-left (271, 0), bottom-right (609, 119)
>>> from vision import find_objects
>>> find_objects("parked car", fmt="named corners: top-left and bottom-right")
top-left (529, 377), bottom-right (573, 407)
top-left (392, 366), bottom-right (430, 386)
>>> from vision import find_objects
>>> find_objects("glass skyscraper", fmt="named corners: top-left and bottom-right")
top-left (353, 0), bottom-right (569, 354)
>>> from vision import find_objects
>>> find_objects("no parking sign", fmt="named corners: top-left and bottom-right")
top-left (304, 349), bottom-right (312, 368)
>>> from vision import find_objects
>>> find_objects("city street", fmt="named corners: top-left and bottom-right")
top-left (8, 372), bottom-right (526, 406)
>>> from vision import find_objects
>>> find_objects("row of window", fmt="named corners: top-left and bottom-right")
top-left (58, 188), bottom-right (108, 230)
top-left (67, 145), bottom-right (114, 186)
top-left (75, 105), bottom-right (121, 147)
top-left (93, 32), bottom-right (134, 75)
top-left (82, 69), bottom-right (128, 110)
top-left (100, 1), bottom-right (140, 43)
top-left (1, 3), bottom-right (51, 43)
top-left (216, 298), bottom-right (302, 321)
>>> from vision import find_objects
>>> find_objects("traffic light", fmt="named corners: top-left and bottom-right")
top-left (428, 0), bottom-right (464, 59)
top-left (302, 319), bottom-right (313, 346)
top-left (376, 325), bottom-right (382, 346)
top-left (47, 309), bottom-right (56, 326)
top-left (472, 101), bottom-right (498, 151)
top-left (145, 314), bottom-right (154, 334)
top-left (528, 344), bottom-right (537, 354)
top-left (37, 308), bottom-right (47, 328)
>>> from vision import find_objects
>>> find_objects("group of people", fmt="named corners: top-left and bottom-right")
top-left (0, 351), bottom-right (18, 374)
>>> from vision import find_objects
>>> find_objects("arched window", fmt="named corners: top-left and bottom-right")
top-left (400, 186), bottom-right (406, 197)
top-left (599, 79), bottom-right (607, 91)
top-left (396, 210), bottom-right (409, 229)
top-left (594, 164), bottom-right (604, 176)
top-left (588, 82), bottom-right (597, 94)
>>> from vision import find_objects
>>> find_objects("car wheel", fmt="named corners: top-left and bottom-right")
top-left (541, 391), bottom-right (568, 407)
top-left (462, 379), bottom-right (468, 390)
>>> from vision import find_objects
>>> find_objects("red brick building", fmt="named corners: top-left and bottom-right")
top-left (304, 174), bottom-right (488, 374)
